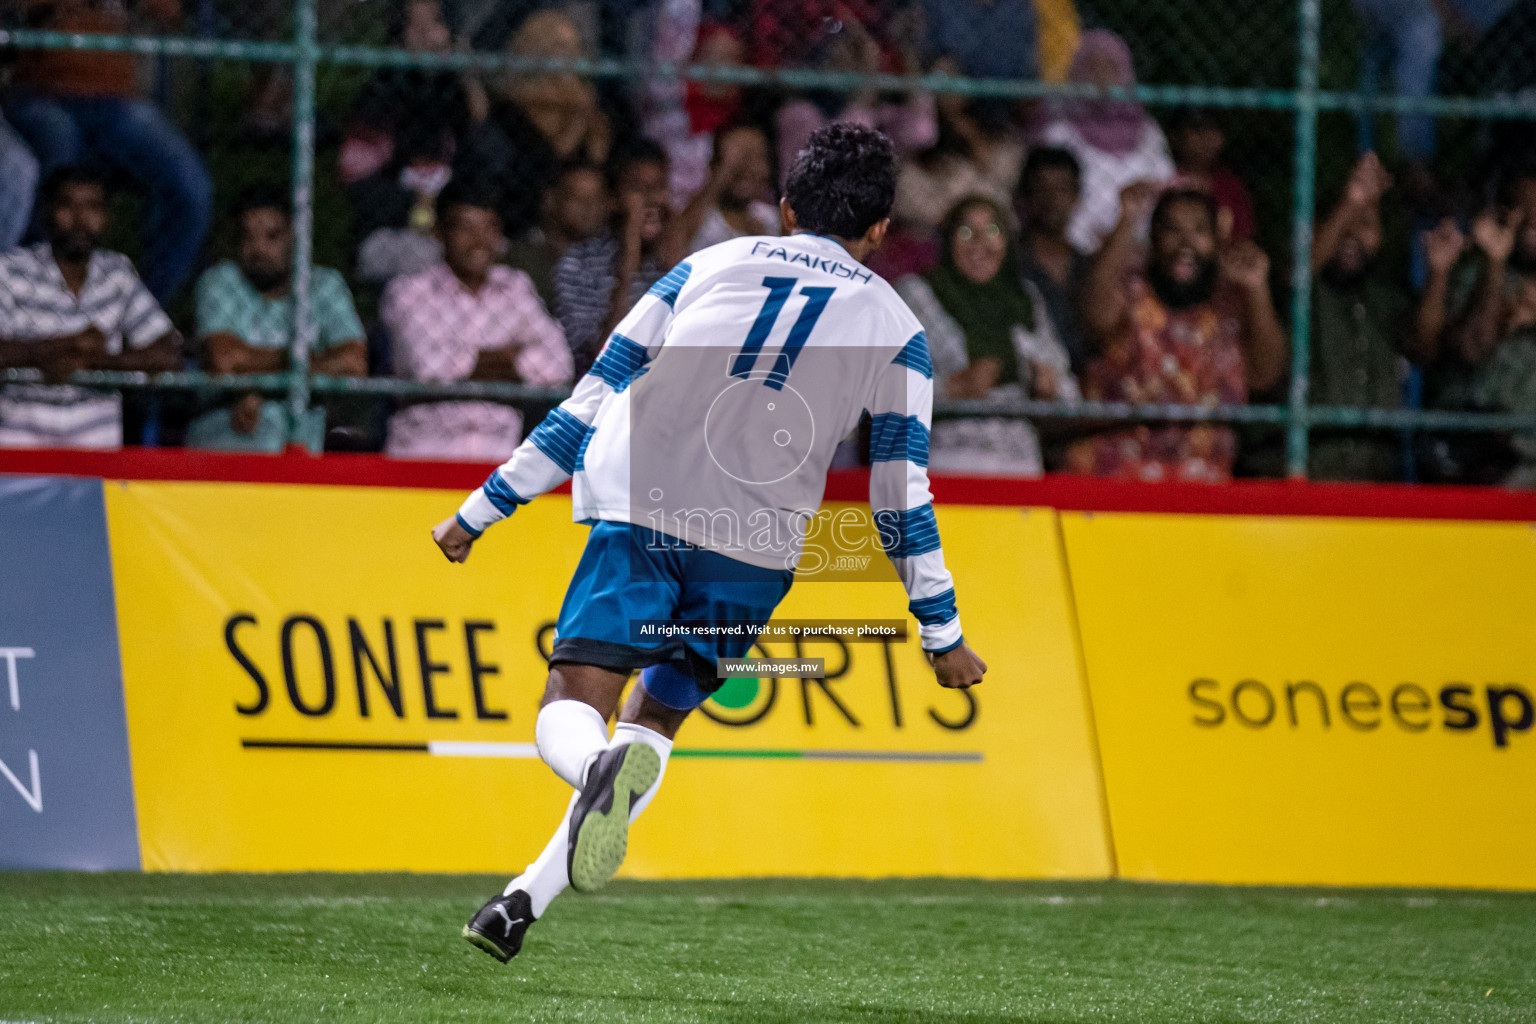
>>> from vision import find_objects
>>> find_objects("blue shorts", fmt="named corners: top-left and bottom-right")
top-left (551, 521), bottom-right (795, 710)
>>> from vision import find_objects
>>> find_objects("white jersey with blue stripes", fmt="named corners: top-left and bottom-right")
top-left (456, 232), bottom-right (963, 652)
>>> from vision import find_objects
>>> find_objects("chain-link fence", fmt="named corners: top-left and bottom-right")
top-left (3, 0), bottom-right (1536, 482)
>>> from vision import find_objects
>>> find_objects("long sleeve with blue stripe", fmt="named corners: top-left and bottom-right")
top-left (454, 265), bottom-right (686, 536)
top-left (868, 331), bottom-right (964, 654)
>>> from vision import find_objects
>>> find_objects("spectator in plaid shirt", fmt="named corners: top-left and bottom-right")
top-left (384, 182), bottom-right (573, 461)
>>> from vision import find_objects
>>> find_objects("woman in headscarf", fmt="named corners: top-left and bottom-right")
top-left (1036, 30), bottom-right (1174, 255)
top-left (453, 10), bottom-right (612, 237)
top-left (894, 195), bottom-right (1080, 477)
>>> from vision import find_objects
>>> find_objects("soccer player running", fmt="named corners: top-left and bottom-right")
top-left (433, 124), bottom-right (987, 962)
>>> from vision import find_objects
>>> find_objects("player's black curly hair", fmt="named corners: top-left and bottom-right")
top-left (783, 123), bottom-right (896, 240)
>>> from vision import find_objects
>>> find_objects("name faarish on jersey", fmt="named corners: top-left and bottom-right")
top-left (749, 240), bottom-right (875, 284)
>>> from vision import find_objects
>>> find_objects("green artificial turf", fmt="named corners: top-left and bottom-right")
top-left (0, 873), bottom-right (1531, 1023)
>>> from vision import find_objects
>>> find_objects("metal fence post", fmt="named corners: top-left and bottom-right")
top-left (287, 0), bottom-right (319, 451)
top-left (1285, 0), bottom-right (1322, 479)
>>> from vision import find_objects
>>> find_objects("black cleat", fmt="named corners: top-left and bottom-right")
top-left (462, 889), bottom-right (536, 962)
top-left (568, 742), bottom-right (661, 893)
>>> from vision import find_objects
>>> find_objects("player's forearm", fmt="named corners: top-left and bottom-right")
top-left (869, 471), bottom-right (963, 651)
top-left (456, 445), bottom-right (546, 537)
top-left (875, 509), bottom-right (964, 652)
top-left (459, 291), bottom-right (669, 536)
top-left (896, 552), bottom-right (964, 653)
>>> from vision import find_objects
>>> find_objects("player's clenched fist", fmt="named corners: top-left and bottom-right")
top-left (432, 516), bottom-right (476, 563)
top-left (931, 644), bottom-right (986, 689)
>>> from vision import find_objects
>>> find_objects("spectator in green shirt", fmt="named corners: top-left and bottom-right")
top-left (1307, 152), bottom-right (1456, 481)
top-left (186, 190), bottom-right (368, 452)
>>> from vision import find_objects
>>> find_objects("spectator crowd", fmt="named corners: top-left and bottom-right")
top-left (4, 0), bottom-right (1536, 485)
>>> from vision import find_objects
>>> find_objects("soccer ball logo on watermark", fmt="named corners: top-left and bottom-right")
top-left (703, 359), bottom-right (817, 486)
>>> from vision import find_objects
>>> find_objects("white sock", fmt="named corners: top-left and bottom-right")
top-left (611, 721), bottom-right (672, 821)
top-left (535, 699), bottom-right (610, 790)
top-left (503, 722), bottom-right (674, 917)
top-left (504, 793), bottom-right (576, 917)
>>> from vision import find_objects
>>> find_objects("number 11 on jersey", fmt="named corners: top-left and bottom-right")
top-left (729, 276), bottom-right (836, 390)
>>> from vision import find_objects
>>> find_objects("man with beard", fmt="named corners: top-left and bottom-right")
top-left (1068, 183), bottom-right (1286, 481)
top-left (1429, 162), bottom-right (1536, 485)
top-left (1307, 151), bottom-right (1459, 481)
top-left (0, 165), bottom-right (179, 448)
top-left (186, 190), bottom-right (367, 451)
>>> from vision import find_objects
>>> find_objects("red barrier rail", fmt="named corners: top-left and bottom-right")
top-left (3, 447), bottom-right (1536, 522)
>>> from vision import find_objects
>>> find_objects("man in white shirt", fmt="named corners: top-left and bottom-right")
top-left (432, 124), bottom-right (987, 962)
top-left (0, 166), bottom-right (179, 449)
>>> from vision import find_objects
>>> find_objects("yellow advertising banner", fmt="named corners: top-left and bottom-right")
top-left (1061, 511), bottom-right (1536, 890)
top-left (106, 481), bottom-right (1111, 878)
